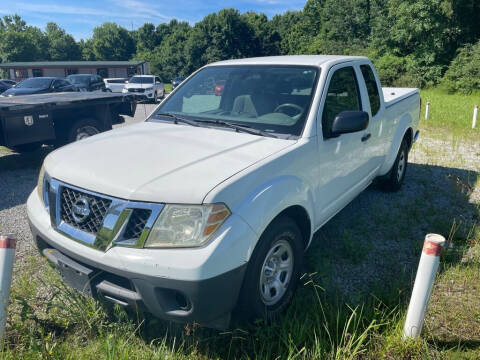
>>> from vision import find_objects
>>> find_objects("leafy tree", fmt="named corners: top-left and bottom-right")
top-left (442, 40), bottom-right (480, 93)
top-left (45, 22), bottom-right (81, 60)
top-left (242, 12), bottom-right (280, 56)
top-left (0, 15), bottom-right (47, 62)
top-left (91, 22), bottom-right (135, 60)
top-left (184, 9), bottom-right (256, 73)
top-left (134, 23), bottom-right (159, 51)
top-left (270, 11), bottom-right (303, 54)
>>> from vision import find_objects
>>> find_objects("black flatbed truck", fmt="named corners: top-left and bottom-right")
top-left (0, 92), bottom-right (136, 152)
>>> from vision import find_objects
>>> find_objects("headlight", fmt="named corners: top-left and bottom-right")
top-left (37, 165), bottom-right (50, 210)
top-left (144, 204), bottom-right (230, 248)
top-left (122, 88), bottom-right (128, 93)
top-left (145, 87), bottom-right (153, 91)
top-left (37, 165), bottom-right (45, 200)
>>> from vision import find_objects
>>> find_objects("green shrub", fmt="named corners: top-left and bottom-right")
top-left (442, 40), bottom-right (480, 94)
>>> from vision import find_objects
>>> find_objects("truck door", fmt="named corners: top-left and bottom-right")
top-left (314, 64), bottom-right (374, 225)
top-left (358, 63), bottom-right (386, 173)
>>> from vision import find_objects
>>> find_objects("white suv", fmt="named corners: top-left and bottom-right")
top-left (122, 75), bottom-right (164, 103)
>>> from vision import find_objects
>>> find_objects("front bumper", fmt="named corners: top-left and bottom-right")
top-left (124, 89), bottom-right (154, 100)
top-left (27, 190), bottom-right (254, 328)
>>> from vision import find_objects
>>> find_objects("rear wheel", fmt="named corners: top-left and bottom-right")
top-left (237, 216), bottom-right (304, 322)
top-left (152, 92), bottom-right (157, 103)
top-left (67, 118), bottom-right (101, 143)
top-left (381, 138), bottom-right (408, 192)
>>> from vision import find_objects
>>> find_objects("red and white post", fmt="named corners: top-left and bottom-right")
top-left (473, 105), bottom-right (478, 129)
top-left (425, 102), bottom-right (430, 121)
top-left (403, 234), bottom-right (445, 339)
top-left (0, 235), bottom-right (16, 342)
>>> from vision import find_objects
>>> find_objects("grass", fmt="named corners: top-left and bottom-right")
top-left (419, 88), bottom-right (480, 138)
top-left (1, 88), bottom-right (480, 359)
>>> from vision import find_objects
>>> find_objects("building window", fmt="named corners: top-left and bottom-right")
top-left (66, 68), bottom-right (78, 75)
top-left (127, 67), bottom-right (137, 77)
top-left (14, 69), bottom-right (28, 80)
top-left (32, 69), bottom-right (43, 77)
top-left (96, 68), bottom-right (108, 78)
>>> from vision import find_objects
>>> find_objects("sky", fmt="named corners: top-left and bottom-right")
top-left (0, 0), bottom-right (306, 40)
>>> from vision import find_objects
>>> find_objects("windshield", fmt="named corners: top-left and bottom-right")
top-left (16, 78), bottom-right (53, 89)
top-left (129, 76), bottom-right (153, 84)
top-left (67, 75), bottom-right (90, 85)
top-left (152, 65), bottom-right (319, 137)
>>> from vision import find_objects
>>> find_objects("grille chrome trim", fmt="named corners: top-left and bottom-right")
top-left (48, 179), bottom-right (163, 251)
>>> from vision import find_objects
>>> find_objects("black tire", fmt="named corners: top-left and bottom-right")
top-left (236, 216), bottom-right (304, 322)
top-left (67, 118), bottom-right (102, 143)
top-left (381, 138), bottom-right (409, 192)
top-left (11, 142), bottom-right (42, 153)
top-left (152, 92), bottom-right (157, 104)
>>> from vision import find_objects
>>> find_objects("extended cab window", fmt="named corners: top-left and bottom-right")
top-left (322, 67), bottom-right (361, 138)
top-left (360, 65), bottom-right (380, 117)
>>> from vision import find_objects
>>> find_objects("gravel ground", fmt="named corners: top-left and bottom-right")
top-left (1, 115), bottom-right (479, 301)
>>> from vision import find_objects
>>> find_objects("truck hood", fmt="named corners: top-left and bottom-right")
top-left (45, 122), bottom-right (295, 204)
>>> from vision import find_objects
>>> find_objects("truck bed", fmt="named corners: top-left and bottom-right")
top-left (382, 87), bottom-right (419, 109)
top-left (0, 92), bottom-right (134, 112)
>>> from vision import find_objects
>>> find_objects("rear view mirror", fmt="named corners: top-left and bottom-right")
top-left (331, 111), bottom-right (369, 137)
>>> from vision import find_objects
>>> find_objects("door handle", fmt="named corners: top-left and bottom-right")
top-left (361, 133), bottom-right (371, 142)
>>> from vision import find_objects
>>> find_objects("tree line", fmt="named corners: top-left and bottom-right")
top-left (1, 0), bottom-right (479, 92)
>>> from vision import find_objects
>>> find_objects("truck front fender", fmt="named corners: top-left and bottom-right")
top-left (233, 175), bottom-right (316, 257)
top-left (378, 114), bottom-right (413, 176)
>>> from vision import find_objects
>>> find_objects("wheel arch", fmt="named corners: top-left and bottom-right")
top-left (268, 205), bottom-right (312, 250)
top-left (378, 113), bottom-right (414, 176)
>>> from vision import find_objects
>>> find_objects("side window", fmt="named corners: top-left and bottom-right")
top-left (52, 80), bottom-right (61, 89)
top-left (322, 67), bottom-right (361, 138)
top-left (360, 65), bottom-right (380, 117)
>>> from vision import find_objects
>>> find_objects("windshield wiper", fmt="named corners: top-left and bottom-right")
top-left (153, 112), bottom-right (200, 127)
top-left (196, 119), bottom-right (278, 138)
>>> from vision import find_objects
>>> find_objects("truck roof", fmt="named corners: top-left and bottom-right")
top-left (209, 55), bottom-right (368, 67)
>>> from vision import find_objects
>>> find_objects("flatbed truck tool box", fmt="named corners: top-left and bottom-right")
top-left (0, 92), bottom-right (136, 152)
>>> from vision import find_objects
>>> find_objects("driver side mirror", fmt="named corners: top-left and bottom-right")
top-left (330, 111), bottom-right (369, 137)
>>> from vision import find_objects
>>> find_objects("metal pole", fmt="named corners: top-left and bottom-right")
top-left (473, 105), bottom-right (478, 129)
top-left (0, 235), bottom-right (16, 343)
top-left (403, 234), bottom-right (445, 339)
top-left (425, 102), bottom-right (430, 121)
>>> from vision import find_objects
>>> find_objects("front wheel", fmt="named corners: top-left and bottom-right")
top-left (236, 216), bottom-right (304, 322)
top-left (381, 138), bottom-right (408, 192)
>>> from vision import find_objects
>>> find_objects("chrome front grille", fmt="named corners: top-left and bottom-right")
top-left (123, 209), bottom-right (152, 240)
top-left (48, 179), bottom-right (163, 251)
top-left (60, 187), bottom-right (111, 235)
top-left (128, 88), bottom-right (145, 93)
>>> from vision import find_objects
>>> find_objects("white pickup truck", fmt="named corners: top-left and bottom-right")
top-left (28, 55), bottom-right (420, 329)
